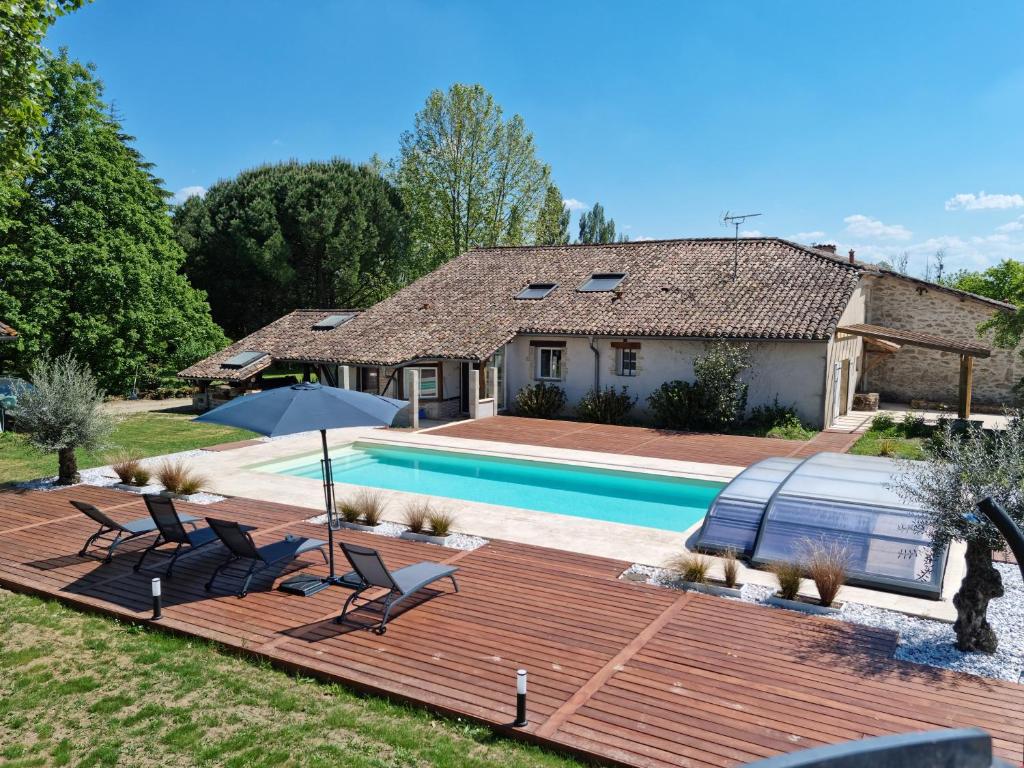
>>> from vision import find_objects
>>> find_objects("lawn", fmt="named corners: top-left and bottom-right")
top-left (848, 413), bottom-right (936, 460)
top-left (0, 413), bottom-right (256, 486)
top-left (0, 589), bottom-right (574, 768)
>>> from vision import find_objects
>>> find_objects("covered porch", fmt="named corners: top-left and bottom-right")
top-left (838, 323), bottom-right (992, 419)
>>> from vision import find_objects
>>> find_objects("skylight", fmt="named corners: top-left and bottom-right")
top-left (578, 272), bottom-right (626, 292)
top-left (222, 351), bottom-right (268, 369)
top-left (312, 313), bottom-right (354, 330)
top-left (516, 283), bottom-right (557, 300)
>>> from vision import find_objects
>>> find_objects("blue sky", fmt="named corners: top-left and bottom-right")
top-left (46, 1), bottom-right (1024, 276)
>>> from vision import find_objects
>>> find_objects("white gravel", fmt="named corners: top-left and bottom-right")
top-left (303, 516), bottom-right (487, 551)
top-left (620, 561), bottom-right (1024, 683)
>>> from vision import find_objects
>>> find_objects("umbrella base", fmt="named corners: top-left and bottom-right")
top-left (278, 574), bottom-right (332, 596)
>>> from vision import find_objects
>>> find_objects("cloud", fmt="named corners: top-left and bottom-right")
top-left (792, 231), bottom-right (826, 241)
top-left (740, 229), bottom-right (764, 237)
top-left (996, 216), bottom-right (1024, 233)
top-left (842, 214), bottom-right (912, 241)
top-left (562, 198), bottom-right (587, 212)
top-left (172, 185), bottom-right (207, 205)
top-left (945, 191), bottom-right (1024, 211)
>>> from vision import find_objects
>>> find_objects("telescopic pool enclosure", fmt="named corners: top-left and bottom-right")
top-left (694, 452), bottom-right (948, 599)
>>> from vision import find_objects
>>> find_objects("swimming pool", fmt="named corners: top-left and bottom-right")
top-left (260, 443), bottom-right (724, 532)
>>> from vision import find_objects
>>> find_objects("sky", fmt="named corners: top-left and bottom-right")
top-left (45, 1), bottom-right (1024, 277)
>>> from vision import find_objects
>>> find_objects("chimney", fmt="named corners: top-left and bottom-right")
top-left (813, 243), bottom-right (836, 254)
top-left (848, 248), bottom-right (856, 264)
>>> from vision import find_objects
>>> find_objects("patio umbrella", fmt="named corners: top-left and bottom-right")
top-left (194, 382), bottom-right (407, 594)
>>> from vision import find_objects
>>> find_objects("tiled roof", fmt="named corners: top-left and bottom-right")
top-left (178, 309), bottom-right (359, 381)
top-left (302, 238), bottom-right (863, 366)
top-left (838, 323), bottom-right (992, 358)
top-left (0, 321), bottom-right (16, 340)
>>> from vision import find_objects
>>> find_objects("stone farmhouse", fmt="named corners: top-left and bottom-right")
top-left (179, 238), bottom-right (1018, 428)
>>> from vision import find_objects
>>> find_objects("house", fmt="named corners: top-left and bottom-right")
top-left (180, 238), bottom-right (1017, 427)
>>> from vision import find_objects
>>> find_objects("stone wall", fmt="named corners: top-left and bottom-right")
top-left (863, 274), bottom-right (1020, 406)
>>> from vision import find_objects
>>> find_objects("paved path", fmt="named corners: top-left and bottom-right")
top-left (101, 397), bottom-right (195, 415)
top-left (428, 417), bottom-right (861, 468)
top-left (1, 486), bottom-right (1021, 767)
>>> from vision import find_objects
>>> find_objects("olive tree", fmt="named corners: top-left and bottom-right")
top-left (893, 415), bottom-right (1024, 652)
top-left (14, 353), bottom-right (113, 484)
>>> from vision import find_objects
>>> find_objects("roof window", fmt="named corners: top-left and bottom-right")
top-left (222, 351), bottom-right (268, 369)
top-left (312, 313), bottom-right (354, 330)
top-left (578, 272), bottom-right (626, 292)
top-left (516, 283), bottom-right (557, 300)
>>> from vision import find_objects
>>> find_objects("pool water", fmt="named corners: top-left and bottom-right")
top-left (263, 443), bottom-right (723, 532)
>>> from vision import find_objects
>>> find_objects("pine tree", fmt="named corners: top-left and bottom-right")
top-left (533, 184), bottom-right (570, 245)
top-left (0, 52), bottom-right (226, 391)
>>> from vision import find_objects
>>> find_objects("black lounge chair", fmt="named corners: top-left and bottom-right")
top-left (133, 495), bottom-right (242, 578)
top-left (71, 499), bottom-right (197, 563)
top-left (204, 517), bottom-right (328, 597)
top-left (336, 542), bottom-right (459, 634)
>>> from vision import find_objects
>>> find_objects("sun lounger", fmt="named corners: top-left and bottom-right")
top-left (204, 517), bottom-right (328, 597)
top-left (133, 495), bottom-right (244, 578)
top-left (71, 499), bottom-right (197, 563)
top-left (335, 542), bottom-right (458, 634)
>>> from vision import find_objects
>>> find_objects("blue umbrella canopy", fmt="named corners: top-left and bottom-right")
top-left (193, 382), bottom-right (407, 436)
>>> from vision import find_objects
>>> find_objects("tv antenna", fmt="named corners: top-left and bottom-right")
top-left (722, 211), bottom-right (762, 280)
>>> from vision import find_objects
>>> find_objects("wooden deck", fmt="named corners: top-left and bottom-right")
top-left (428, 416), bottom-right (861, 467)
top-left (1, 486), bottom-right (1022, 766)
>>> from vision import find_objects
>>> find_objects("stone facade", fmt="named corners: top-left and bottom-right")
top-left (862, 274), bottom-right (1020, 406)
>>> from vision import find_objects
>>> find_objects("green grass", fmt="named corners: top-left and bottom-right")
top-left (848, 413), bottom-right (936, 460)
top-left (0, 589), bottom-right (577, 768)
top-left (0, 413), bottom-right (256, 486)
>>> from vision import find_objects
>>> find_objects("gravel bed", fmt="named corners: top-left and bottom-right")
top-left (620, 561), bottom-right (1024, 682)
top-left (303, 516), bottom-right (487, 551)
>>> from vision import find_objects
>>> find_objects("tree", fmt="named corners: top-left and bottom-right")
top-left (877, 250), bottom-right (909, 274)
top-left (0, 0), bottom-right (88, 180)
top-left (14, 353), bottom-right (113, 484)
top-left (0, 52), bottom-right (227, 392)
top-left (395, 83), bottom-right (550, 272)
top-left (174, 159), bottom-right (411, 339)
top-left (533, 183), bottom-right (570, 245)
top-left (893, 416), bottom-right (1024, 652)
top-left (577, 202), bottom-right (628, 244)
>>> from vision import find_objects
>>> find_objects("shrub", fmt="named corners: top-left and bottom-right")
top-left (721, 548), bottom-right (740, 588)
top-left (514, 382), bottom-right (566, 419)
top-left (648, 341), bottom-right (750, 432)
top-left (576, 386), bottom-right (636, 424)
top-left (156, 460), bottom-right (205, 495)
top-left (746, 398), bottom-right (816, 440)
top-left (766, 416), bottom-right (816, 441)
top-left (691, 341), bottom-right (750, 431)
top-left (403, 501), bottom-right (431, 534)
top-left (902, 412), bottom-right (931, 439)
top-left (803, 540), bottom-right (848, 607)
top-left (771, 561), bottom-right (803, 601)
top-left (426, 509), bottom-right (455, 537)
top-left (870, 413), bottom-right (896, 432)
top-left (131, 466), bottom-right (151, 486)
top-left (111, 454), bottom-right (141, 484)
top-left (647, 380), bottom-right (697, 430)
top-left (341, 490), bottom-right (385, 526)
top-left (667, 552), bottom-right (711, 584)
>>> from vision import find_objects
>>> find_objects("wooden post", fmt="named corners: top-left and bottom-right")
top-left (958, 354), bottom-right (974, 420)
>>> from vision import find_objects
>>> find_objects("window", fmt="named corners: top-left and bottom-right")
top-left (578, 272), bottom-right (626, 292)
top-left (415, 367), bottom-right (438, 399)
top-left (312, 313), bottom-right (354, 330)
top-left (618, 349), bottom-right (637, 376)
top-left (516, 283), bottom-right (557, 300)
top-left (536, 348), bottom-right (563, 380)
top-left (222, 351), bottom-right (268, 369)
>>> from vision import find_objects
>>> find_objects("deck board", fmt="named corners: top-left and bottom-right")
top-left (0, 485), bottom-right (1021, 767)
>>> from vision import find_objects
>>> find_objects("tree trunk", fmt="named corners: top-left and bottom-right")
top-left (953, 537), bottom-right (1004, 653)
top-left (57, 447), bottom-right (79, 485)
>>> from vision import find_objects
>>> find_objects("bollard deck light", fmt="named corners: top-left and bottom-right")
top-left (513, 669), bottom-right (528, 727)
top-left (151, 577), bottom-right (162, 620)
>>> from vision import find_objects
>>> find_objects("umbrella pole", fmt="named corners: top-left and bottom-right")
top-left (321, 428), bottom-right (337, 579)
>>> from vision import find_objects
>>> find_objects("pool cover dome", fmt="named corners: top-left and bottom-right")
top-left (694, 452), bottom-right (947, 599)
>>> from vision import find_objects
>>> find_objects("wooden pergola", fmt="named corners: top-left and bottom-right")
top-left (837, 323), bottom-right (992, 419)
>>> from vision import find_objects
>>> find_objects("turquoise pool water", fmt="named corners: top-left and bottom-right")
top-left (264, 443), bottom-right (723, 532)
